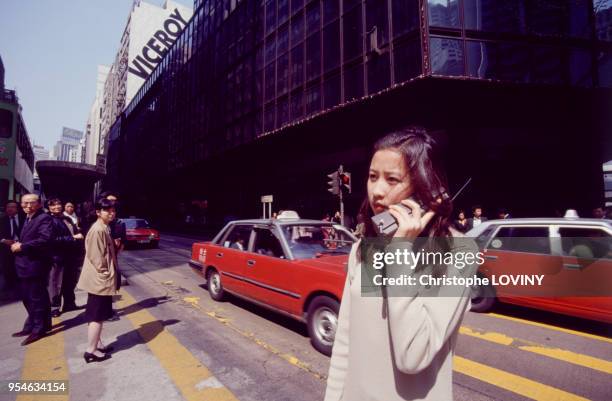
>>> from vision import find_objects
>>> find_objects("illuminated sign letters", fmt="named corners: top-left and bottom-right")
top-left (128, 8), bottom-right (190, 79)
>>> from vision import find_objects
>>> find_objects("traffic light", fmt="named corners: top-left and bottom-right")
top-left (327, 171), bottom-right (340, 195)
top-left (339, 172), bottom-right (351, 193)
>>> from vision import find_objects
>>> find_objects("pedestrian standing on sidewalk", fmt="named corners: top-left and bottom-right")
top-left (1, 200), bottom-right (24, 296)
top-left (63, 201), bottom-right (80, 229)
top-left (100, 191), bottom-right (126, 321)
top-left (324, 126), bottom-right (478, 401)
top-left (10, 194), bottom-right (54, 346)
top-left (47, 199), bottom-right (84, 316)
top-left (77, 198), bottom-right (118, 363)
top-left (452, 210), bottom-right (470, 234)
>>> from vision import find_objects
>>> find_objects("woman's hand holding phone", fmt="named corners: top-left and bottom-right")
top-left (388, 199), bottom-right (436, 240)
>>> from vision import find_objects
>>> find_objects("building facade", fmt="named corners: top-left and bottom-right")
top-left (106, 0), bottom-right (612, 225)
top-left (99, 0), bottom-right (193, 158)
top-left (84, 65), bottom-right (110, 165)
top-left (53, 127), bottom-right (83, 162)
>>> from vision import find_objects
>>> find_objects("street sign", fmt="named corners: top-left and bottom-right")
top-left (261, 195), bottom-right (273, 203)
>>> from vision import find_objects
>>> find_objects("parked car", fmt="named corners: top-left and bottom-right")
top-left (190, 218), bottom-right (357, 355)
top-left (122, 218), bottom-right (160, 248)
top-left (467, 217), bottom-right (612, 323)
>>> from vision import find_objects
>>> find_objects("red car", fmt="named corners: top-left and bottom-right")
top-left (122, 218), bottom-right (160, 248)
top-left (190, 218), bottom-right (357, 355)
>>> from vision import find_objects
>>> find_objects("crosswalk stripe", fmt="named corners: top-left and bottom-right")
top-left (117, 289), bottom-right (239, 401)
top-left (17, 317), bottom-right (69, 401)
top-left (454, 356), bottom-right (589, 401)
top-left (460, 326), bottom-right (612, 374)
top-left (487, 312), bottom-right (612, 344)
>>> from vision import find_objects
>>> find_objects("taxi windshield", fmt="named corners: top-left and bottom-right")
top-left (282, 224), bottom-right (354, 259)
top-left (124, 219), bottom-right (150, 229)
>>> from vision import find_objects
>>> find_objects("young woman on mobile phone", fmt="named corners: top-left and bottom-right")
top-left (324, 126), bottom-right (478, 401)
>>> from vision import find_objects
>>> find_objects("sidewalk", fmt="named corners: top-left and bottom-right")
top-left (0, 286), bottom-right (237, 401)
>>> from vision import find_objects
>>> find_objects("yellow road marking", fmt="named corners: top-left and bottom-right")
top-left (117, 290), bottom-right (239, 401)
top-left (18, 317), bottom-right (68, 401)
top-left (488, 312), bottom-right (612, 344)
top-left (182, 296), bottom-right (325, 380)
top-left (460, 326), bottom-right (612, 374)
top-left (454, 356), bottom-right (589, 401)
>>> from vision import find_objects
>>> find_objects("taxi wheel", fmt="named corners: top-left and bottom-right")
top-left (207, 269), bottom-right (225, 301)
top-left (307, 296), bottom-right (339, 356)
top-left (470, 274), bottom-right (496, 312)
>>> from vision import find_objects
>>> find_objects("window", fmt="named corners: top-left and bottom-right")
top-left (223, 224), bottom-right (253, 250)
top-left (278, 0), bottom-right (289, 25)
top-left (291, 43), bottom-right (304, 88)
top-left (527, 0), bottom-right (591, 38)
top-left (324, 73), bottom-right (341, 108)
top-left (490, 227), bottom-right (550, 254)
top-left (559, 227), bottom-right (611, 259)
top-left (0, 109), bottom-right (13, 138)
top-left (291, 89), bottom-right (304, 119)
top-left (266, 0), bottom-right (277, 34)
top-left (596, 1), bottom-right (612, 41)
top-left (569, 48), bottom-right (593, 87)
top-left (323, 21), bottom-right (340, 72)
top-left (343, 5), bottom-right (363, 62)
top-left (291, 13), bottom-right (304, 46)
top-left (253, 228), bottom-right (285, 257)
top-left (306, 32), bottom-right (321, 80)
top-left (265, 62), bottom-right (276, 101)
top-left (366, 52), bottom-right (390, 94)
top-left (428, 0), bottom-right (459, 29)
top-left (393, 38), bottom-right (421, 83)
top-left (365, 0), bottom-right (389, 47)
top-left (343, 62), bottom-right (364, 101)
top-left (464, 0), bottom-right (527, 34)
top-left (306, 2), bottom-right (321, 35)
top-left (532, 45), bottom-right (563, 85)
top-left (430, 37), bottom-right (464, 76)
top-left (323, 0), bottom-right (339, 24)
top-left (305, 83), bottom-right (321, 114)
top-left (466, 41), bottom-right (529, 83)
top-left (277, 97), bottom-right (289, 126)
top-left (392, 0), bottom-right (419, 38)
top-left (278, 26), bottom-right (289, 54)
top-left (277, 52), bottom-right (290, 95)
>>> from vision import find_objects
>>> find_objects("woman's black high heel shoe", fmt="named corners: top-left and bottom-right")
top-left (83, 352), bottom-right (111, 363)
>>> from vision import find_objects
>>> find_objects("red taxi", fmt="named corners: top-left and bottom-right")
top-left (190, 218), bottom-right (356, 355)
top-left (122, 218), bottom-right (160, 248)
top-left (467, 218), bottom-right (612, 323)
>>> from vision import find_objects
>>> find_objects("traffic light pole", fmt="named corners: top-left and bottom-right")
top-left (339, 188), bottom-right (344, 227)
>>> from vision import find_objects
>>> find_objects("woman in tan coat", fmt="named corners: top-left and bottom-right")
top-left (77, 198), bottom-right (118, 363)
top-left (324, 127), bottom-right (478, 401)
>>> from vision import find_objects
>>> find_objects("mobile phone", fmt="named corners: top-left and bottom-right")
top-left (371, 197), bottom-right (428, 236)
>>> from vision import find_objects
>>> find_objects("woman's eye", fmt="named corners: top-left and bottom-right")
top-left (388, 177), bottom-right (400, 184)
top-left (368, 174), bottom-right (377, 181)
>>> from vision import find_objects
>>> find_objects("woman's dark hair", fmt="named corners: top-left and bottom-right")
top-left (359, 126), bottom-right (453, 239)
top-left (95, 198), bottom-right (116, 212)
top-left (47, 198), bottom-right (62, 207)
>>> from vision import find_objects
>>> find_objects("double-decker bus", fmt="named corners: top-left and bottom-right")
top-left (0, 89), bottom-right (34, 214)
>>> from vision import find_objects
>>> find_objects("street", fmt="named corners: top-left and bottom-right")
top-left (1, 232), bottom-right (611, 401)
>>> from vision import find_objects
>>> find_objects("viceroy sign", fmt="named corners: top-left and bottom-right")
top-left (128, 8), bottom-right (190, 79)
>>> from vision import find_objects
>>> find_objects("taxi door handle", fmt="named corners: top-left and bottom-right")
top-left (563, 263), bottom-right (581, 270)
top-left (247, 260), bottom-right (256, 267)
top-left (484, 255), bottom-right (498, 260)
top-left (216, 252), bottom-right (223, 258)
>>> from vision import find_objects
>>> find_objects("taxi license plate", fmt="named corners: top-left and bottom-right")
top-left (138, 239), bottom-right (150, 244)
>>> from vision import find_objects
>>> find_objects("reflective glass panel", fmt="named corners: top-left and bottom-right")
top-left (428, 0), bottom-right (459, 29)
top-left (430, 37), bottom-right (464, 76)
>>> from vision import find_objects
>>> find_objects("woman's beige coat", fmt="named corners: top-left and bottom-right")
top-left (77, 220), bottom-right (118, 296)
top-left (324, 236), bottom-right (477, 401)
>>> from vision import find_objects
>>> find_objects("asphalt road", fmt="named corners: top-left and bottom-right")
top-left (1, 232), bottom-right (610, 401)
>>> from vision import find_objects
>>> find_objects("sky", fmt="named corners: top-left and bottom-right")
top-left (0, 0), bottom-right (191, 152)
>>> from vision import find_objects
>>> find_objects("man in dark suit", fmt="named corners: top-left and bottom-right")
top-left (467, 205), bottom-right (488, 231)
top-left (1, 200), bottom-right (24, 293)
top-left (10, 194), bottom-right (54, 346)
